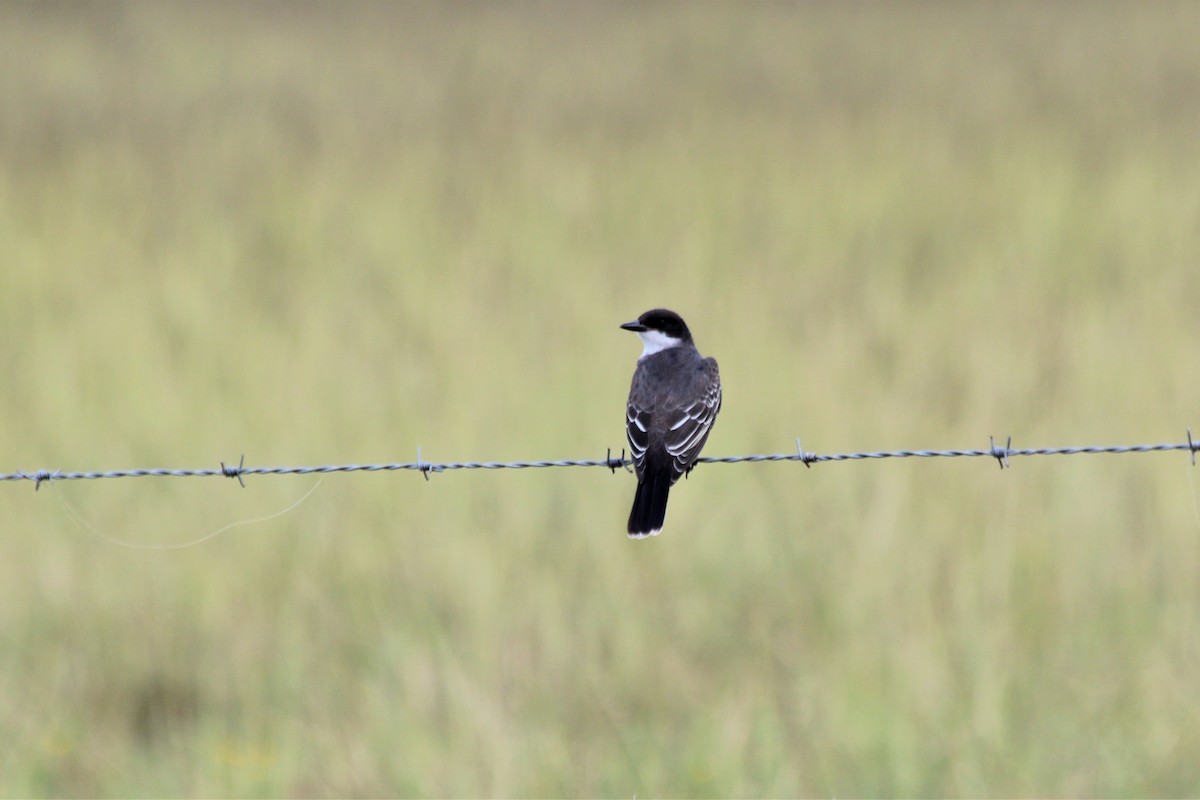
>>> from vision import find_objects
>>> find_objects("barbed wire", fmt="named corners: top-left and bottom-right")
top-left (3, 431), bottom-right (1197, 491)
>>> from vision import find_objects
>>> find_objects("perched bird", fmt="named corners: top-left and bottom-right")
top-left (620, 308), bottom-right (722, 538)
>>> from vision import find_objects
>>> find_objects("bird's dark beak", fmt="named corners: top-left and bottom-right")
top-left (620, 320), bottom-right (646, 332)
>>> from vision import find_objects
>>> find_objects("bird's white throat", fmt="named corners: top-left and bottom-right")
top-left (637, 330), bottom-right (684, 359)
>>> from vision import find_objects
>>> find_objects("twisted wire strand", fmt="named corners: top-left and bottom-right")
top-left (4, 431), bottom-right (1196, 490)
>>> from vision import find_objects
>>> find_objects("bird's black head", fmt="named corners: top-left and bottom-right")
top-left (619, 308), bottom-right (693, 343)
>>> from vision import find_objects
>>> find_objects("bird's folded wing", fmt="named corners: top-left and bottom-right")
top-left (626, 403), bottom-right (652, 474)
top-left (663, 377), bottom-right (721, 481)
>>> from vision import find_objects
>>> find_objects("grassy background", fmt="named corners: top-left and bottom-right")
top-left (2, 2), bottom-right (1200, 795)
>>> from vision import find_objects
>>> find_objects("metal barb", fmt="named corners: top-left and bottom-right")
top-left (417, 447), bottom-right (431, 481)
top-left (1188, 428), bottom-right (1197, 467)
top-left (990, 435), bottom-right (1011, 470)
top-left (24, 469), bottom-right (59, 491)
top-left (221, 454), bottom-right (247, 487)
top-left (796, 437), bottom-right (813, 468)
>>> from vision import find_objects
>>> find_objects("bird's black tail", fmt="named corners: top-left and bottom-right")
top-left (627, 469), bottom-right (671, 538)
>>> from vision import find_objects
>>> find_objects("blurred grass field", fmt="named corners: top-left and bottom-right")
top-left (2, 2), bottom-right (1200, 796)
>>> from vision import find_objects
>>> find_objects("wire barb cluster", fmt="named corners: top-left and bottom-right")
top-left (3, 430), bottom-right (1197, 490)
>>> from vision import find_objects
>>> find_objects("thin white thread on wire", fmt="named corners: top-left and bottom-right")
top-left (4, 430), bottom-right (1197, 490)
top-left (53, 478), bottom-right (325, 550)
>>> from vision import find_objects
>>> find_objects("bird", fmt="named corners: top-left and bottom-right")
top-left (620, 308), bottom-right (722, 538)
